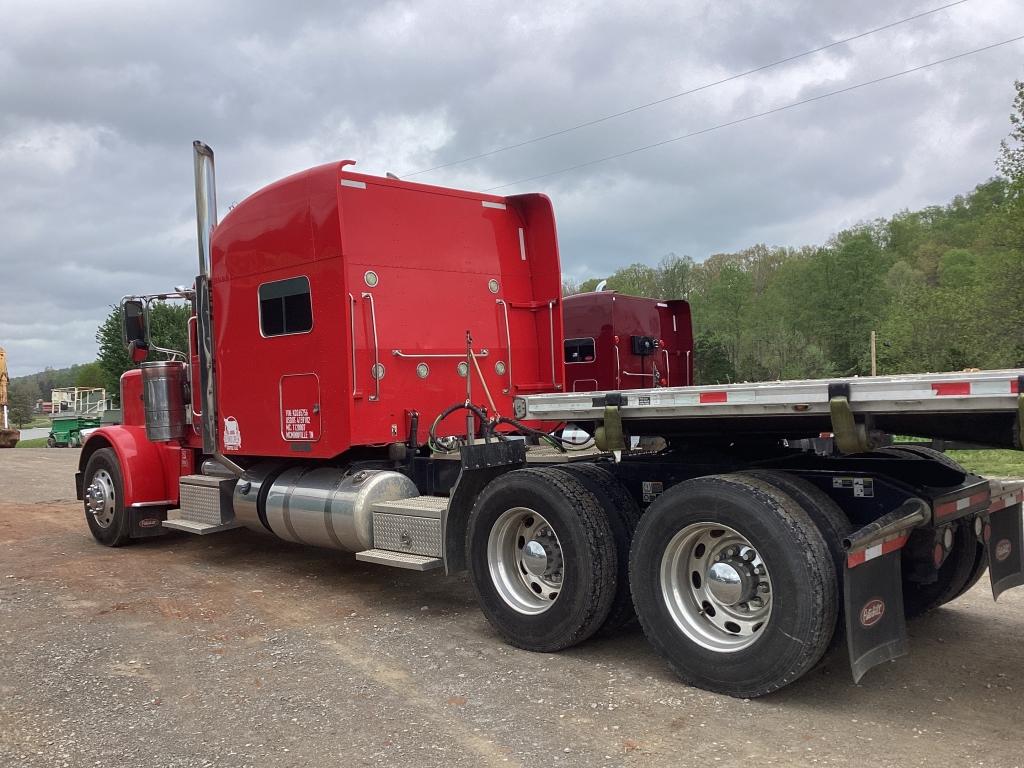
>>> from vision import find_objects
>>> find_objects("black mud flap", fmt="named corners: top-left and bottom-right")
top-left (129, 507), bottom-right (168, 539)
top-left (845, 550), bottom-right (908, 683)
top-left (443, 441), bottom-right (527, 574)
top-left (986, 501), bottom-right (1024, 600)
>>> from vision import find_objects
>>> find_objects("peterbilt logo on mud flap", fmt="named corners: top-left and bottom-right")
top-left (860, 598), bottom-right (886, 627)
top-left (139, 517), bottom-right (160, 528)
top-left (995, 538), bottom-right (1012, 562)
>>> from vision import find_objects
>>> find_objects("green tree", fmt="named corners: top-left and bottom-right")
top-left (96, 301), bottom-right (191, 400)
top-left (74, 362), bottom-right (106, 389)
top-left (7, 381), bottom-right (34, 427)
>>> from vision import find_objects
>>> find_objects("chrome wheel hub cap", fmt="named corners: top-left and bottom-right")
top-left (85, 469), bottom-right (116, 528)
top-left (660, 523), bottom-right (773, 652)
top-left (487, 507), bottom-right (564, 615)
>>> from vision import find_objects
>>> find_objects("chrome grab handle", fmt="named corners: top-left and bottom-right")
top-left (187, 316), bottom-right (202, 435)
top-left (392, 349), bottom-right (489, 359)
top-left (621, 370), bottom-right (657, 378)
top-left (662, 349), bottom-right (670, 386)
top-left (613, 345), bottom-right (621, 389)
top-left (548, 301), bottom-right (557, 387)
top-left (496, 299), bottom-right (513, 394)
top-left (686, 350), bottom-right (692, 385)
top-left (349, 293), bottom-right (358, 397)
top-left (361, 292), bottom-right (381, 402)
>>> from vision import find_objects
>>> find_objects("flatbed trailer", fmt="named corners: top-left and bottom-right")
top-left (75, 142), bottom-right (1024, 699)
top-left (515, 368), bottom-right (1024, 449)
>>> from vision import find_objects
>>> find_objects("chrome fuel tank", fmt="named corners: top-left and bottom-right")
top-left (263, 468), bottom-right (417, 552)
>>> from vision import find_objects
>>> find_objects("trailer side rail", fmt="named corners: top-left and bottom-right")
top-left (516, 369), bottom-right (1024, 422)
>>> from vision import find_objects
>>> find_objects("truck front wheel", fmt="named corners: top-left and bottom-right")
top-left (467, 467), bottom-right (617, 652)
top-left (630, 474), bottom-right (837, 698)
top-left (83, 448), bottom-right (131, 547)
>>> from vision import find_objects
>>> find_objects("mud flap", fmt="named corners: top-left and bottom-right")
top-left (129, 507), bottom-right (168, 539)
top-left (845, 550), bottom-right (908, 683)
top-left (986, 501), bottom-right (1024, 600)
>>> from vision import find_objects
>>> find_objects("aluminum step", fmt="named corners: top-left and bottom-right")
top-left (371, 495), bottom-right (448, 519)
top-left (355, 549), bottom-right (443, 571)
top-left (163, 517), bottom-right (241, 535)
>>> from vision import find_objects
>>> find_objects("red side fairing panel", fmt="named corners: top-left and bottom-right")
top-left (210, 164), bottom-right (564, 459)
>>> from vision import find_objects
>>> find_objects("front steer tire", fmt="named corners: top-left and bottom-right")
top-left (467, 467), bottom-right (617, 652)
top-left (630, 474), bottom-right (837, 698)
top-left (83, 448), bottom-right (132, 547)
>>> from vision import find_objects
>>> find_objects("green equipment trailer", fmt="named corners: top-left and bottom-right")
top-left (48, 415), bottom-right (100, 448)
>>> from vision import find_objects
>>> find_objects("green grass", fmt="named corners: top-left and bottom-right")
top-left (15, 437), bottom-right (49, 448)
top-left (946, 449), bottom-right (1024, 478)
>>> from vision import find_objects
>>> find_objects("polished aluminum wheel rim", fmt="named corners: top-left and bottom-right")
top-left (85, 469), bottom-right (116, 528)
top-left (487, 507), bottom-right (563, 615)
top-left (660, 523), bottom-right (772, 652)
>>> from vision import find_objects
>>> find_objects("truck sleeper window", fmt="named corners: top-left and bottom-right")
top-left (259, 276), bottom-right (313, 336)
top-left (564, 337), bottom-right (595, 363)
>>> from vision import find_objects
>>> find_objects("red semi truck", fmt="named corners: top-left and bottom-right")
top-left (561, 290), bottom-right (693, 392)
top-left (78, 142), bottom-right (1024, 697)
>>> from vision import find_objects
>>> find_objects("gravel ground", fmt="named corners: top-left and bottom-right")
top-left (1, 448), bottom-right (1023, 767)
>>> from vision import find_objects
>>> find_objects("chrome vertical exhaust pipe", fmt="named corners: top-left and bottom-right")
top-left (193, 141), bottom-right (217, 278)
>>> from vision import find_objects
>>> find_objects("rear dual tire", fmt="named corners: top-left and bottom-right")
top-left (467, 467), bottom-right (618, 652)
top-left (630, 474), bottom-right (838, 698)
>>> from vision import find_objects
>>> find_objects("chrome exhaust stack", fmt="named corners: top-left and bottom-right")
top-left (193, 141), bottom-right (217, 278)
top-left (191, 140), bottom-right (243, 474)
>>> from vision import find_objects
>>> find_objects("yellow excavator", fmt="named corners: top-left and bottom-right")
top-left (0, 347), bottom-right (20, 447)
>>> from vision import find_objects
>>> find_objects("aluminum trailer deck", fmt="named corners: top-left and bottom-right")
top-left (515, 369), bottom-right (1024, 449)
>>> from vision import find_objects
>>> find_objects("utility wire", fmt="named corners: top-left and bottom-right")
top-left (482, 34), bottom-right (1024, 192)
top-left (402, 0), bottom-right (971, 178)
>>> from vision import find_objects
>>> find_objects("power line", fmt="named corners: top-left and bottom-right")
top-left (483, 34), bottom-right (1024, 192)
top-left (402, 0), bottom-right (972, 178)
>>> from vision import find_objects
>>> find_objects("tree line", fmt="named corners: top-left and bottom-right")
top-left (564, 81), bottom-right (1024, 385)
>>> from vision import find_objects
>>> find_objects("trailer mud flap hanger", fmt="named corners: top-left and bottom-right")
top-left (843, 481), bottom-right (1024, 682)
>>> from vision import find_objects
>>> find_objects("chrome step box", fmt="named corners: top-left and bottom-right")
top-left (355, 549), bottom-right (442, 571)
top-left (369, 496), bottom-right (447, 557)
top-left (163, 475), bottom-right (239, 534)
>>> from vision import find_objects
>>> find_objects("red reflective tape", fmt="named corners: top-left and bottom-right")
top-left (990, 490), bottom-right (1024, 512)
top-left (936, 490), bottom-right (991, 518)
top-left (847, 533), bottom-right (910, 569)
top-left (699, 391), bottom-right (728, 404)
top-left (1012, 380), bottom-right (1020, 394)
top-left (970, 491), bottom-right (990, 507)
top-left (932, 382), bottom-right (971, 396)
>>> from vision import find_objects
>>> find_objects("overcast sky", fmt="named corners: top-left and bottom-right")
top-left (1, 0), bottom-right (1021, 376)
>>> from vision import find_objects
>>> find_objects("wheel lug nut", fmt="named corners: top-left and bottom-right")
top-left (749, 597), bottom-right (763, 608)
top-left (758, 583), bottom-right (770, 593)
top-left (741, 550), bottom-right (755, 562)
top-left (754, 565), bottom-right (765, 575)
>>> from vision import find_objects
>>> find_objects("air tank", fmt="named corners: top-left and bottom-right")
top-left (252, 467), bottom-right (418, 552)
top-left (140, 361), bottom-right (188, 441)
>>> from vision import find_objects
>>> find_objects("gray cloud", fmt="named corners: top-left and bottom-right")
top-left (0, 0), bottom-right (1020, 375)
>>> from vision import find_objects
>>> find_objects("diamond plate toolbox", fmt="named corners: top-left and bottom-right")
top-left (372, 512), bottom-right (442, 557)
top-left (178, 475), bottom-right (235, 525)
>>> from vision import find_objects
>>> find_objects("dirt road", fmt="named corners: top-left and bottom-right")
top-left (1, 449), bottom-right (1022, 767)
